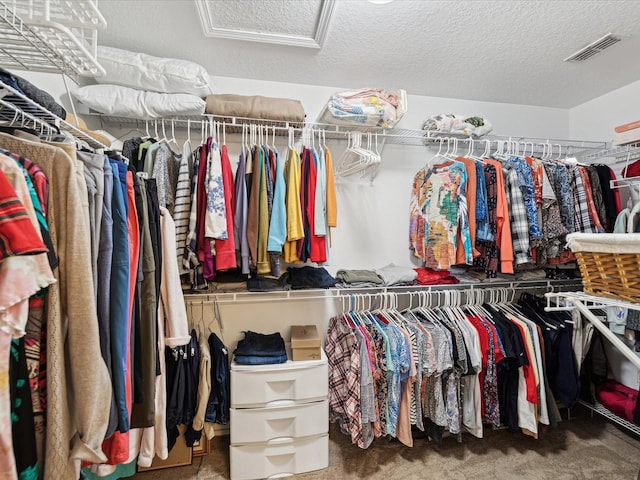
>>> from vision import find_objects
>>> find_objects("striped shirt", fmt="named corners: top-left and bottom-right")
top-left (174, 141), bottom-right (193, 274)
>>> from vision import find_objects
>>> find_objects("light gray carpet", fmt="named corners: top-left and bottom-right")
top-left (131, 407), bottom-right (640, 480)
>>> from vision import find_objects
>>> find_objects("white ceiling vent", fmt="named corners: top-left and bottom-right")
top-left (564, 33), bottom-right (622, 62)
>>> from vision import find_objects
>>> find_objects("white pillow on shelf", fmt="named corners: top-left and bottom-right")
top-left (72, 84), bottom-right (206, 119)
top-left (96, 46), bottom-right (213, 97)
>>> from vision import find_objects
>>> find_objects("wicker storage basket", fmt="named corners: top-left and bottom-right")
top-left (566, 233), bottom-right (640, 302)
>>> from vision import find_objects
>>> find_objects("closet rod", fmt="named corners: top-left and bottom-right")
top-left (545, 291), bottom-right (640, 371)
top-left (183, 279), bottom-right (581, 305)
top-left (96, 113), bottom-right (608, 152)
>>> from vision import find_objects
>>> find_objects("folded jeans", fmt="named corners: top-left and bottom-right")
top-left (234, 354), bottom-right (288, 365)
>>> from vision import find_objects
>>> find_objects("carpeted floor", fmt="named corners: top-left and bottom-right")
top-left (131, 407), bottom-right (640, 480)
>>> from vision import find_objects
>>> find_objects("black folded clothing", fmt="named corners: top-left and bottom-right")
top-left (247, 275), bottom-right (286, 292)
top-left (235, 331), bottom-right (286, 357)
top-left (281, 266), bottom-right (336, 289)
top-left (0, 67), bottom-right (67, 119)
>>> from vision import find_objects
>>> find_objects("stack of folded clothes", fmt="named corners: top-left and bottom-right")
top-left (234, 331), bottom-right (288, 365)
top-left (375, 263), bottom-right (418, 286)
top-left (414, 267), bottom-right (459, 285)
top-left (281, 266), bottom-right (337, 289)
top-left (0, 67), bottom-right (67, 120)
top-left (335, 269), bottom-right (384, 288)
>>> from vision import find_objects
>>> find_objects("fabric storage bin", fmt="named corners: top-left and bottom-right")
top-left (231, 352), bottom-right (328, 408)
top-left (230, 434), bottom-right (329, 480)
top-left (566, 233), bottom-right (640, 302)
top-left (230, 400), bottom-right (328, 444)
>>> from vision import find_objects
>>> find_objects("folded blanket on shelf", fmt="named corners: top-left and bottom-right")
top-left (321, 87), bottom-right (407, 128)
top-left (205, 94), bottom-right (305, 123)
top-left (423, 114), bottom-right (493, 137)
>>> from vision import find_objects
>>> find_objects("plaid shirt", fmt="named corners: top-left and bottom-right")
top-left (507, 156), bottom-right (544, 240)
top-left (502, 163), bottom-right (532, 265)
top-left (572, 165), bottom-right (599, 234)
top-left (578, 166), bottom-right (605, 233)
top-left (325, 316), bottom-right (363, 448)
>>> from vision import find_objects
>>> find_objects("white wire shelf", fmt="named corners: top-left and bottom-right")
top-left (0, 0), bottom-right (105, 77)
top-left (0, 96), bottom-right (57, 135)
top-left (545, 291), bottom-right (640, 437)
top-left (95, 113), bottom-right (609, 153)
top-left (579, 142), bottom-right (640, 165)
top-left (7, 0), bottom-right (106, 29)
top-left (183, 278), bottom-right (582, 304)
top-left (546, 291), bottom-right (640, 313)
top-left (0, 78), bottom-right (108, 149)
top-left (580, 400), bottom-right (640, 437)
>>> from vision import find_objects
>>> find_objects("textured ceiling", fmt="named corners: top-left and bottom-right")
top-left (96, 0), bottom-right (640, 108)
top-left (205, 0), bottom-right (322, 37)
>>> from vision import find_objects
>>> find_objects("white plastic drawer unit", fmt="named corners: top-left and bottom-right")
top-left (230, 434), bottom-right (329, 480)
top-left (230, 399), bottom-right (328, 444)
top-left (231, 352), bottom-right (328, 408)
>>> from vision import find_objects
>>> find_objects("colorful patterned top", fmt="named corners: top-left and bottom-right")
top-left (409, 161), bottom-right (472, 269)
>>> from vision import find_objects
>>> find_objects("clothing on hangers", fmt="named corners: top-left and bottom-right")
top-left (326, 290), bottom-right (581, 449)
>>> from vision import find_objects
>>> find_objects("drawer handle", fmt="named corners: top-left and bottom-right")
top-left (267, 379), bottom-right (295, 386)
top-left (264, 400), bottom-right (296, 408)
top-left (266, 437), bottom-right (294, 446)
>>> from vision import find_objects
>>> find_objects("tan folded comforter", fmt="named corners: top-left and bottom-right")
top-left (205, 94), bottom-right (305, 123)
